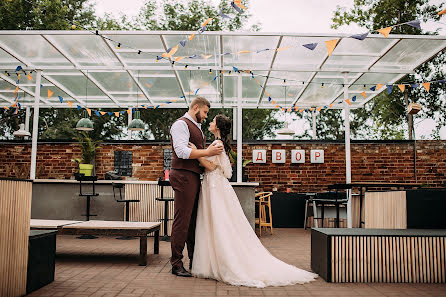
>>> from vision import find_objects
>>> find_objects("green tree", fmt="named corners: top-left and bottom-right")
top-left (330, 0), bottom-right (445, 140)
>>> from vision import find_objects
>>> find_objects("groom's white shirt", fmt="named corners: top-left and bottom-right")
top-left (170, 112), bottom-right (204, 159)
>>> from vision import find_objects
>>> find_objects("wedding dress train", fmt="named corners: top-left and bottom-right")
top-left (191, 152), bottom-right (317, 288)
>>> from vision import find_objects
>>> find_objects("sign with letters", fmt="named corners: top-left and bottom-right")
top-left (291, 150), bottom-right (305, 163)
top-left (252, 150), bottom-right (266, 163)
top-left (272, 150), bottom-right (286, 163)
top-left (311, 150), bottom-right (324, 163)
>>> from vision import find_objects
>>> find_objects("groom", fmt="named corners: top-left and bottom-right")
top-left (169, 96), bottom-right (224, 277)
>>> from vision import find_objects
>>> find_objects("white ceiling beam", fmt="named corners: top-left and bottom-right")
top-left (159, 35), bottom-right (188, 106)
top-left (257, 36), bottom-right (283, 106)
top-left (102, 35), bottom-right (155, 106)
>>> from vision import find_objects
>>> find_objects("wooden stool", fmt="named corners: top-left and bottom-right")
top-left (255, 192), bottom-right (273, 236)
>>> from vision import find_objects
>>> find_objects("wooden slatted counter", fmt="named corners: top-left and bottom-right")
top-left (311, 228), bottom-right (446, 283)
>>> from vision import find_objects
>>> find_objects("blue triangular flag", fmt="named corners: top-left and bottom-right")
top-left (411, 84), bottom-right (419, 88)
top-left (95, 110), bottom-right (100, 116)
top-left (166, 47), bottom-right (172, 53)
top-left (352, 96), bottom-right (357, 102)
top-left (189, 54), bottom-right (200, 59)
top-left (302, 43), bottom-right (318, 50)
top-left (407, 20), bottom-right (421, 30)
top-left (77, 105), bottom-right (81, 110)
top-left (370, 86), bottom-right (376, 91)
top-left (305, 109), bottom-right (309, 112)
top-left (268, 96), bottom-right (272, 102)
top-left (132, 107), bottom-right (135, 113)
top-left (386, 85), bottom-right (393, 94)
top-left (15, 66), bottom-right (22, 72)
top-left (180, 40), bottom-right (187, 47)
top-left (120, 110), bottom-right (126, 114)
top-left (108, 112), bottom-right (113, 116)
top-left (58, 96), bottom-right (63, 103)
top-left (40, 84), bottom-right (43, 88)
top-left (198, 26), bottom-right (207, 34)
top-left (195, 88), bottom-right (200, 95)
top-left (219, 9), bottom-right (232, 19)
top-left (17, 102), bottom-right (21, 108)
top-left (222, 52), bottom-right (231, 56)
top-left (256, 48), bottom-right (270, 53)
top-left (350, 32), bottom-right (369, 40)
top-left (166, 101), bottom-right (171, 104)
top-left (232, 66), bottom-right (238, 72)
top-left (231, 1), bottom-right (243, 13)
top-left (213, 76), bottom-right (218, 81)
top-left (438, 79), bottom-right (446, 83)
top-left (323, 105), bottom-right (328, 109)
top-left (180, 95), bottom-right (185, 98)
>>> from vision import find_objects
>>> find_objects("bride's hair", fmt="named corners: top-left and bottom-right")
top-left (215, 114), bottom-right (232, 155)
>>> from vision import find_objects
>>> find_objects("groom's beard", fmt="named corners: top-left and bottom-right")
top-left (195, 111), bottom-right (202, 123)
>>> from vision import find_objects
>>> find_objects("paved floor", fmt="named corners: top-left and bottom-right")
top-left (28, 229), bottom-right (446, 297)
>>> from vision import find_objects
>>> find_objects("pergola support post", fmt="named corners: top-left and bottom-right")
top-left (25, 106), bottom-right (30, 140)
top-left (343, 72), bottom-right (352, 228)
top-left (30, 70), bottom-right (42, 180)
top-left (127, 111), bottom-right (132, 140)
top-left (237, 73), bottom-right (243, 183)
top-left (312, 111), bottom-right (317, 139)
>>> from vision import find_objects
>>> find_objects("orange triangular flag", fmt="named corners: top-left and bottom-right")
top-left (376, 83), bottom-right (383, 90)
top-left (237, 50), bottom-right (250, 54)
top-left (127, 108), bottom-right (131, 115)
top-left (3, 107), bottom-right (10, 110)
top-left (377, 26), bottom-right (392, 38)
top-left (169, 45), bottom-right (179, 56)
top-left (234, 0), bottom-right (246, 9)
top-left (310, 107), bottom-right (314, 112)
top-left (174, 56), bottom-right (185, 62)
top-left (439, 9), bottom-right (446, 15)
top-left (100, 111), bottom-right (106, 116)
top-left (345, 98), bottom-right (352, 105)
top-left (271, 100), bottom-right (276, 104)
top-left (188, 33), bottom-right (195, 41)
top-left (11, 100), bottom-right (17, 108)
top-left (47, 89), bottom-right (54, 98)
top-left (67, 101), bottom-right (73, 107)
top-left (201, 18), bottom-right (213, 27)
top-left (361, 91), bottom-right (367, 98)
top-left (27, 74), bottom-right (32, 80)
top-left (276, 46), bottom-right (291, 52)
top-left (13, 86), bottom-right (18, 94)
top-left (317, 107), bottom-right (322, 112)
top-left (299, 109), bottom-right (304, 113)
top-left (86, 108), bottom-right (91, 116)
top-left (325, 39), bottom-right (339, 56)
top-left (422, 82), bottom-right (431, 92)
top-left (201, 54), bottom-right (212, 59)
top-left (113, 112), bottom-right (119, 117)
top-left (329, 103), bottom-right (333, 108)
top-left (275, 105), bottom-right (279, 108)
top-left (398, 84), bottom-right (406, 92)
top-left (264, 91), bottom-right (270, 97)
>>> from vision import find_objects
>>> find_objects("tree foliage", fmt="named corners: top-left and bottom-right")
top-left (330, 0), bottom-right (446, 140)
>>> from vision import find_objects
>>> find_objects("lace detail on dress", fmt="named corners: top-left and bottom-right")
top-left (204, 152), bottom-right (232, 179)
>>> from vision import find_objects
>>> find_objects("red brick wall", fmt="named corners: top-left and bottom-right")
top-left (1, 141), bottom-right (445, 192)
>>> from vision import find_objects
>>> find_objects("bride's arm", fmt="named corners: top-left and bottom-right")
top-left (188, 142), bottom-right (218, 171)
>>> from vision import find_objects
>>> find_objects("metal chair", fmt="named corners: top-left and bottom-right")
top-left (312, 191), bottom-right (349, 228)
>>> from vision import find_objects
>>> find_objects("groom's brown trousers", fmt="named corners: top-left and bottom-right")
top-left (169, 168), bottom-right (201, 268)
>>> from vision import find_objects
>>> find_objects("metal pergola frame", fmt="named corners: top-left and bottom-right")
top-left (1, 31), bottom-right (445, 228)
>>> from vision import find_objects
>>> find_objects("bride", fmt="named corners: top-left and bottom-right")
top-left (188, 114), bottom-right (317, 288)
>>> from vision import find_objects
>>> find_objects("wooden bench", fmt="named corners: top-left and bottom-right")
top-left (30, 219), bottom-right (160, 266)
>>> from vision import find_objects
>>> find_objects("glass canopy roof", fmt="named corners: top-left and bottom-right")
top-left (0, 31), bottom-right (445, 110)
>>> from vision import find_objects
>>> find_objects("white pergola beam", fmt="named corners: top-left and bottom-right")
top-left (257, 36), bottom-right (283, 105)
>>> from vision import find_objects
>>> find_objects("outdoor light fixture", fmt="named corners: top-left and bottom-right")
top-left (76, 110), bottom-right (94, 131)
top-left (277, 84), bottom-right (295, 136)
top-left (128, 70), bottom-right (146, 131)
top-left (116, 43), bottom-right (121, 49)
top-left (76, 71), bottom-right (93, 131)
top-left (13, 123), bottom-right (31, 137)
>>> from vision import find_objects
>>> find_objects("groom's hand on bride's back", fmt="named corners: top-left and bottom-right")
top-left (206, 142), bottom-right (224, 156)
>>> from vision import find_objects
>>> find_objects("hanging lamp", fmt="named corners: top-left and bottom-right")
top-left (128, 70), bottom-right (146, 131)
top-left (76, 71), bottom-right (93, 131)
top-left (277, 84), bottom-right (295, 136)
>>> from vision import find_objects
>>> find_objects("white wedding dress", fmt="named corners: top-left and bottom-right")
top-left (191, 151), bottom-right (317, 287)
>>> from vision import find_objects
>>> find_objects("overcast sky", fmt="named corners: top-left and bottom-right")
top-left (93, 0), bottom-right (446, 139)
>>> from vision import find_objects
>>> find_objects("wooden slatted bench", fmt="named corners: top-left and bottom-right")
top-left (30, 219), bottom-right (160, 266)
top-left (311, 228), bottom-right (446, 283)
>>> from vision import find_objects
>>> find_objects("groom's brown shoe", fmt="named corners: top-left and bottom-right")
top-left (172, 266), bottom-right (192, 277)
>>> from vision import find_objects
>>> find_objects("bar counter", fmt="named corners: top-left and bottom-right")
top-left (32, 179), bottom-right (259, 233)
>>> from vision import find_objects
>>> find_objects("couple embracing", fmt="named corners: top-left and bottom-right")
top-left (169, 96), bottom-right (317, 288)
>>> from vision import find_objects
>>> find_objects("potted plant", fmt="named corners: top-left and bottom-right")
top-left (228, 150), bottom-right (251, 182)
top-left (72, 132), bottom-right (101, 177)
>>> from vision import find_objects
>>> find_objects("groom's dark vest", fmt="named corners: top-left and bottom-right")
top-left (170, 116), bottom-right (205, 174)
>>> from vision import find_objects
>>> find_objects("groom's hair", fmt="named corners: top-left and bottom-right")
top-left (190, 96), bottom-right (210, 109)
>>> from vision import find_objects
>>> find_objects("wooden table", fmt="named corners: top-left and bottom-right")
top-left (30, 220), bottom-right (160, 266)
